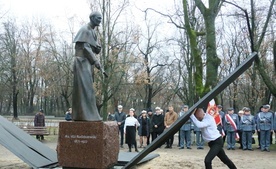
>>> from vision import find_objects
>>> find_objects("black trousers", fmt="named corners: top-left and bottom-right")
top-left (238, 130), bottom-right (243, 148)
top-left (270, 131), bottom-right (273, 144)
top-left (36, 135), bottom-right (44, 140)
top-left (146, 132), bottom-right (153, 145)
top-left (166, 134), bottom-right (174, 147)
top-left (119, 126), bottom-right (124, 146)
top-left (152, 130), bottom-right (163, 141)
top-left (257, 131), bottom-right (260, 147)
top-left (205, 137), bottom-right (237, 169)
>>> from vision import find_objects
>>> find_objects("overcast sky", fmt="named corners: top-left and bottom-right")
top-left (1, 0), bottom-right (175, 38)
top-left (2, 0), bottom-right (173, 24)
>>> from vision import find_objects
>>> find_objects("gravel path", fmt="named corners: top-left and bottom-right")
top-left (1, 136), bottom-right (276, 169)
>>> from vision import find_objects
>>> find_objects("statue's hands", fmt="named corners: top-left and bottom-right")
top-left (92, 45), bottom-right (101, 54)
top-left (96, 45), bottom-right (101, 51)
top-left (94, 60), bottom-right (101, 69)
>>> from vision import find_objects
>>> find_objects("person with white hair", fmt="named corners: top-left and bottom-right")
top-left (151, 107), bottom-right (164, 142)
top-left (65, 108), bottom-right (72, 121)
top-left (115, 105), bottom-right (126, 148)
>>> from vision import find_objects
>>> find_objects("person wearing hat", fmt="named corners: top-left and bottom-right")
top-left (34, 109), bottom-right (45, 140)
top-left (151, 107), bottom-right (164, 142)
top-left (179, 105), bottom-right (192, 149)
top-left (240, 108), bottom-right (255, 150)
top-left (237, 110), bottom-right (244, 149)
top-left (254, 105), bottom-right (263, 149)
top-left (115, 105), bottom-right (126, 148)
top-left (124, 108), bottom-right (140, 152)
top-left (266, 105), bottom-right (274, 145)
top-left (138, 110), bottom-right (150, 148)
top-left (257, 104), bottom-right (274, 152)
top-left (225, 108), bottom-right (239, 150)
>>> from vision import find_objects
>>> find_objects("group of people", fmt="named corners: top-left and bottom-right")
top-left (111, 105), bottom-right (167, 152)
top-left (111, 104), bottom-right (237, 168)
top-left (110, 104), bottom-right (205, 151)
top-left (169, 103), bottom-right (275, 152)
top-left (205, 104), bottom-right (276, 152)
top-left (220, 104), bottom-right (275, 152)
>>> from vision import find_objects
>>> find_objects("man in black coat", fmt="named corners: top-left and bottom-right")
top-left (151, 107), bottom-right (164, 142)
top-left (34, 109), bottom-right (45, 140)
top-left (115, 105), bottom-right (126, 148)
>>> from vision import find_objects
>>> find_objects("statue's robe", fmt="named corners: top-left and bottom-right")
top-left (72, 23), bottom-right (102, 121)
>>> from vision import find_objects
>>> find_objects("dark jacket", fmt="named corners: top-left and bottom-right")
top-left (151, 114), bottom-right (164, 133)
top-left (65, 112), bottom-right (72, 121)
top-left (115, 111), bottom-right (126, 128)
top-left (107, 114), bottom-right (115, 121)
top-left (138, 116), bottom-right (151, 136)
top-left (34, 113), bottom-right (45, 126)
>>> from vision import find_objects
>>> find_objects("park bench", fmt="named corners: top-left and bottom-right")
top-left (21, 126), bottom-right (50, 136)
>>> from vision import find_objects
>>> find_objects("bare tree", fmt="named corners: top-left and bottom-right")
top-left (133, 12), bottom-right (168, 110)
top-left (222, 0), bottom-right (276, 109)
top-left (87, 0), bottom-right (139, 119)
top-left (0, 20), bottom-right (20, 119)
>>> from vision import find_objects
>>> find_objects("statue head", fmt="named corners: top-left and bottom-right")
top-left (89, 11), bottom-right (102, 27)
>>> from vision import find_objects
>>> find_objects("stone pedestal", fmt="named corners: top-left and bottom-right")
top-left (57, 121), bottom-right (119, 169)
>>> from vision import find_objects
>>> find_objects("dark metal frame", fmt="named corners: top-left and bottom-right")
top-left (123, 52), bottom-right (258, 169)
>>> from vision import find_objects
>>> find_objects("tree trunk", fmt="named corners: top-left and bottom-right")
top-left (182, 0), bottom-right (203, 100)
top-left (273, 41), bottom-right (276, 72)
top-left (203, 10), bottom-right (221, 94)
top-left (194, 0), bottom-right (222, 96)
top-left (252, 0), bottom-right (276, 97)
top-left (146, 83), bottom-right (153, 109)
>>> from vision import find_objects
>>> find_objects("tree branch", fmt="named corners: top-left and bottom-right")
top-left (257, 0), bottom-right (275, 48)
top-left (194, 0), bottom-right (206, 14)
top-left (144, 8), bottom-right (185, 29)
top-left (149, 63), bottom-right (167, 72)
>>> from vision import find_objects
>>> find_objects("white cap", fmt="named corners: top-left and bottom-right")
top-left (129, 108), bottom-right (135, 111)
top-left (155, 107), bottom-right (161, 110)
top-left (141, 110), bottom-right (147, 114)
top-left (118, 105), bottom-right (123, 108)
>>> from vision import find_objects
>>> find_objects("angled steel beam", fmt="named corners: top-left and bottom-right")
top-left (123, 52), bottom-right (258, 169)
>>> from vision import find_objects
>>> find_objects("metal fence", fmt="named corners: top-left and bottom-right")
top-left (5, 116), bottom-right (63, 135)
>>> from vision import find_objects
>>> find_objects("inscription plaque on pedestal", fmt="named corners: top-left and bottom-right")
top-left (57, 121), bottom-right (119, 169)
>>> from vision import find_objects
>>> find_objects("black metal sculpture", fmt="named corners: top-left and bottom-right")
top-left (123, 52), bottom-right (258, 169)
top-left (72, 11), bottom-right (104, 121)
